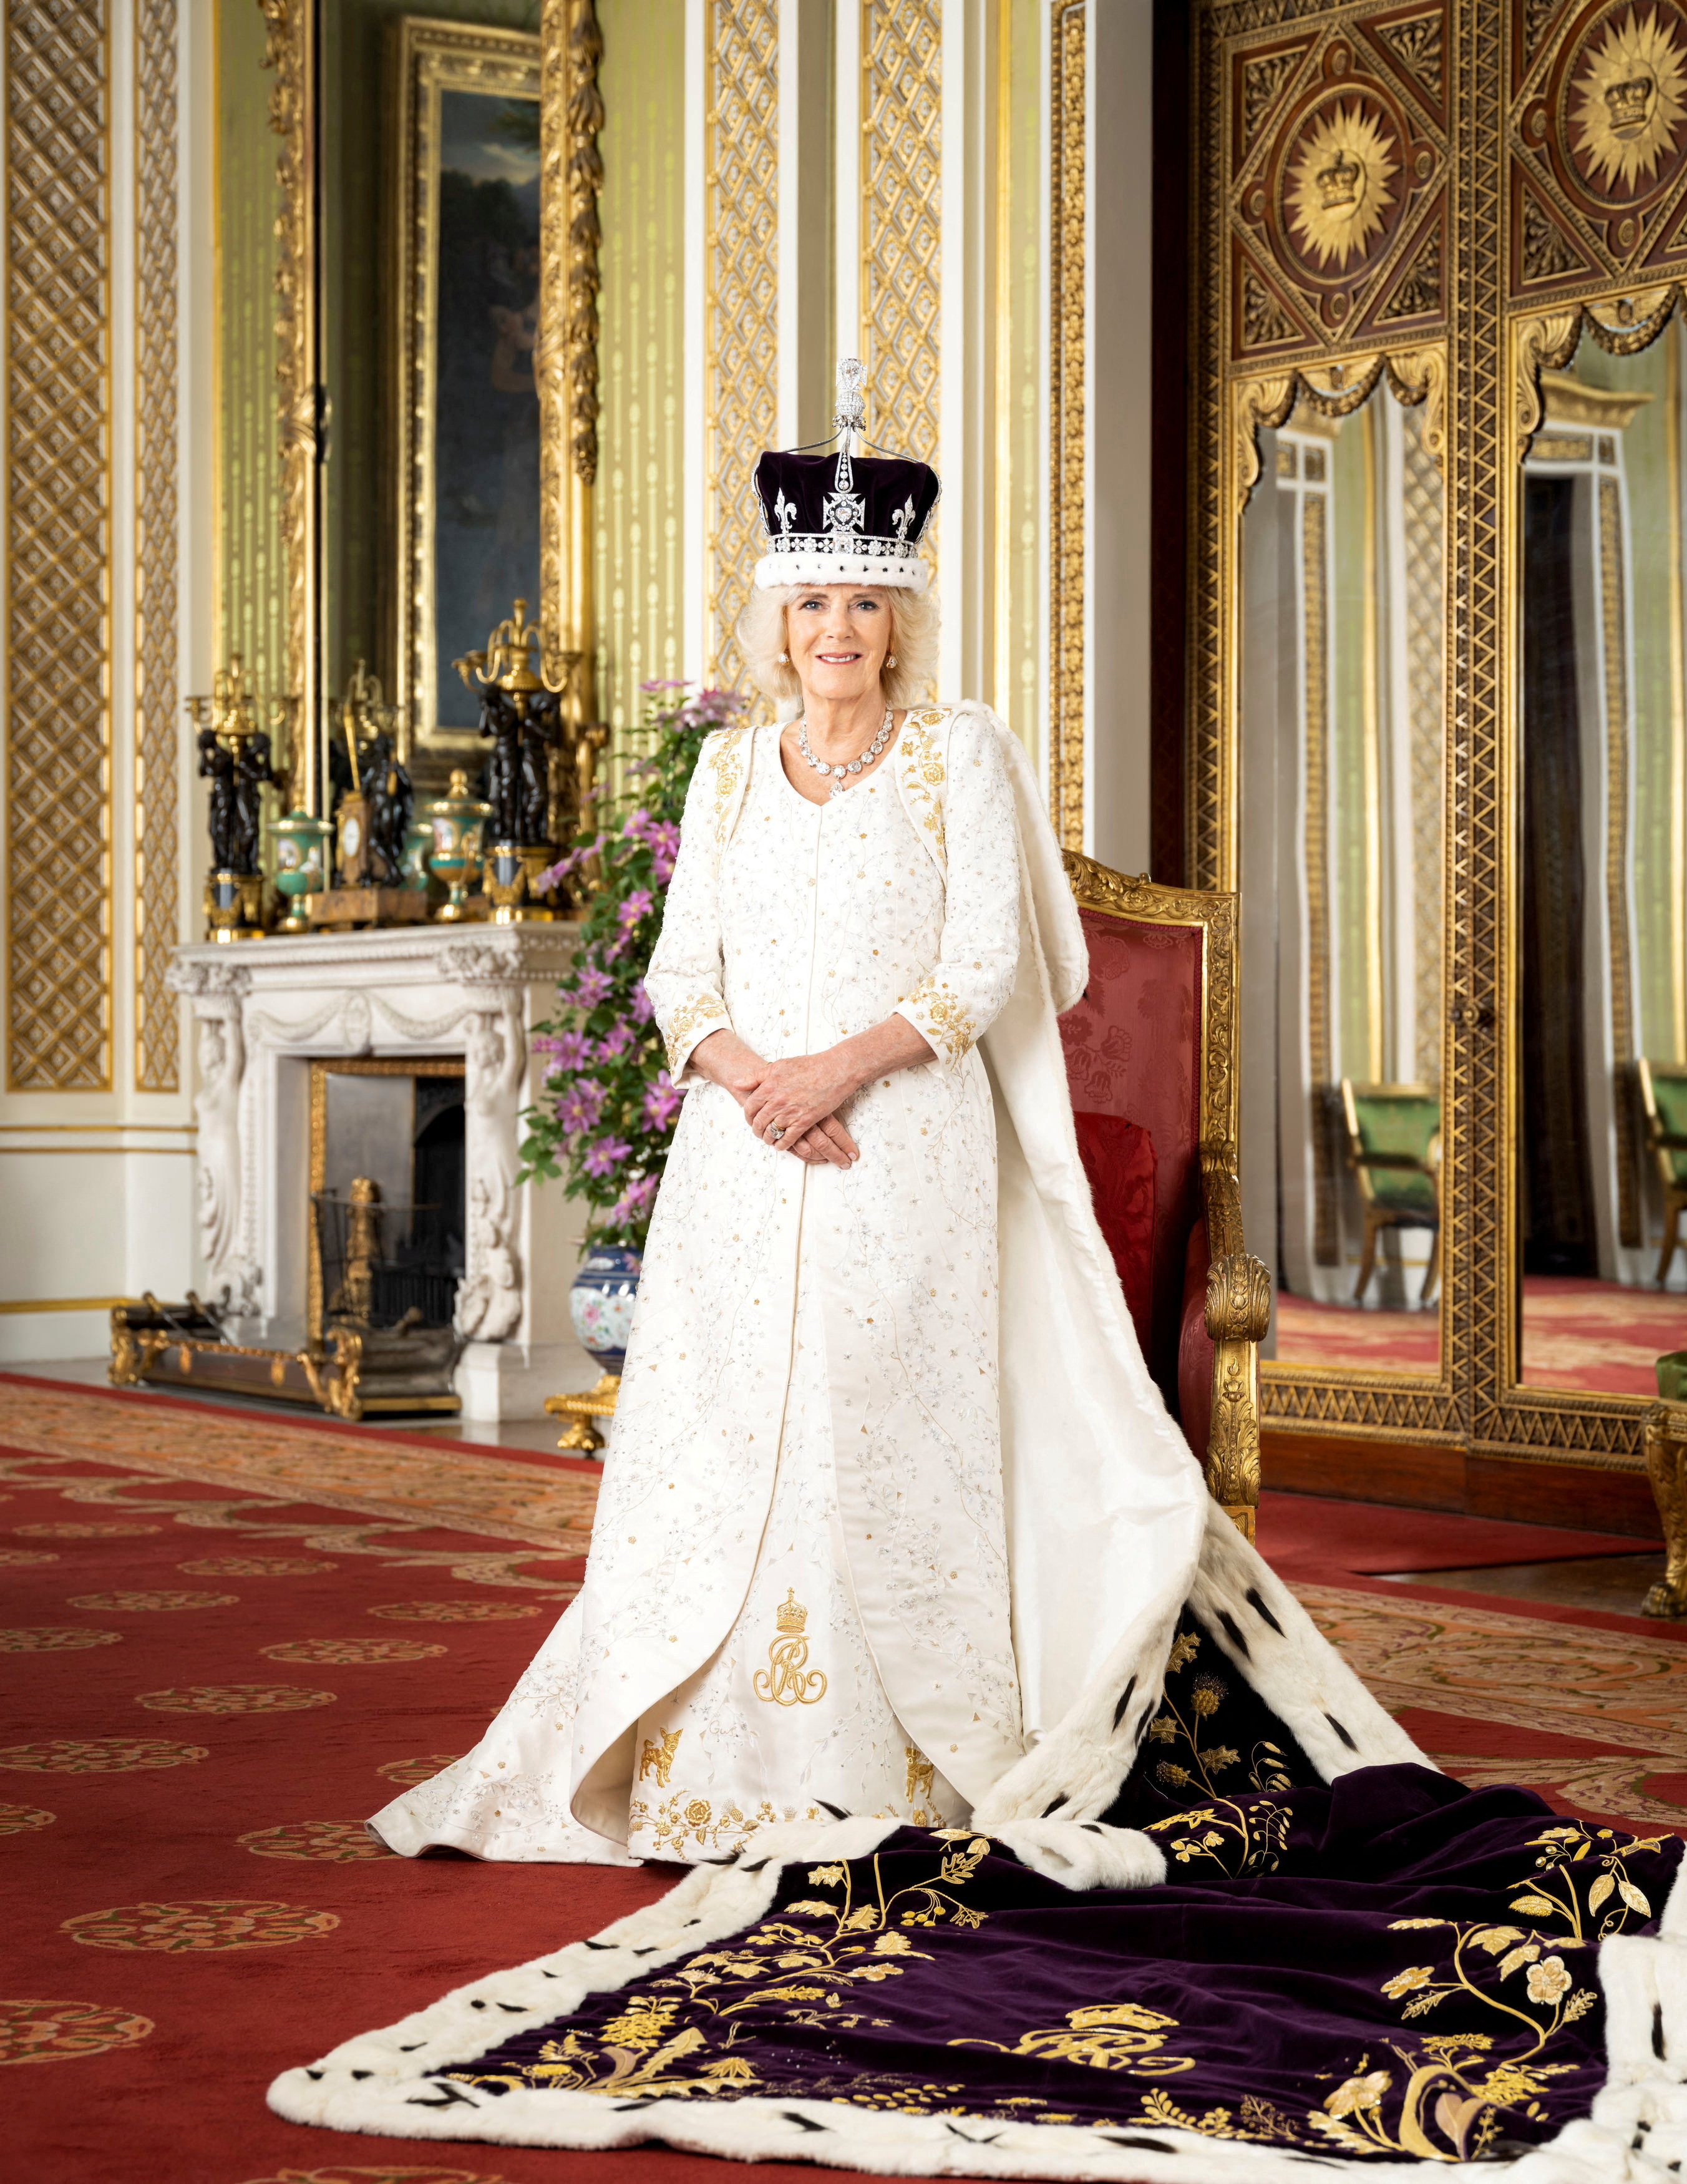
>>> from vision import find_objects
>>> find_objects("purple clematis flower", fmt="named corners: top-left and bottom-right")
top-left (581, 1134), bottom-right (632, 1179)
top-left (555, 1079), bottom-right (606, 1136)
top-left (643, 1070), bottom-right (681, 1131)
top-left (628, 980), bottom-right (654, 1026)
top-left (607, 1174), bottom-right (658, 1226)
top-left (571, 962), bottom-right (613, 1009)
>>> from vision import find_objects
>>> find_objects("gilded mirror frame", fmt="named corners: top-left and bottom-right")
top-left (1190, 0), bottom-right (1682, 1471)
top-left (257, 0), bottom-right (598, 797)
top-left (1190, 0), bottom-right (1462, 1447)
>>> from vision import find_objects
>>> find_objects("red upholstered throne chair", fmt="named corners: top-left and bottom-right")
top-left (1059, 854), bottom-right (1271, 1538)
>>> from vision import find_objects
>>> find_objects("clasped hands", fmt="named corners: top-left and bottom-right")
top-left (690, 1018), bottom-right (936, 1169)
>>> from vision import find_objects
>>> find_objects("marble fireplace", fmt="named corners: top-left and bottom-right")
top-left (167, 925), bottom-right (595, 1420)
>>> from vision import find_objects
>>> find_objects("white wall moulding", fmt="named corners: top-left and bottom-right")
top-left (167, 927), bottom-right (597, 1422)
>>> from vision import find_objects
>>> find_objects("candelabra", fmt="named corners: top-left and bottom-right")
top-left (454, 598), bottom-right (601, 921)
top-left (185, 655), bottom-right (296, 941)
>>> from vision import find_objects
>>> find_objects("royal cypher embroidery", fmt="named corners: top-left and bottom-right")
top-left (754, 1589), bottom-right (827, 1706)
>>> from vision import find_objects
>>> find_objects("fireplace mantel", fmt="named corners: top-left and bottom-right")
top-left (167, 924), bottom-right (594, 1420)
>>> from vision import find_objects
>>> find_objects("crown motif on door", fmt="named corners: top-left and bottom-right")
top-left (1605, 71), bottom-right (1655, 134)
top-left (1316, 145), bottom-right (1363, 209)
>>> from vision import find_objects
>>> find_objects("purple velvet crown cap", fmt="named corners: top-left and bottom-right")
top-left (751, 449), bottom-right (940, 593)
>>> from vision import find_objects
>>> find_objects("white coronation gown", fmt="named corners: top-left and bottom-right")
top-left (369, 704), bottom-right (1211, 1866)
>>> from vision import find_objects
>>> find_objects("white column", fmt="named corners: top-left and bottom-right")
top-left (833, 0), bottom-right (861, 363)
top-left (937, 0), bottom-right (996, 704)
top-left (779, 0), bottom-right (835, 447)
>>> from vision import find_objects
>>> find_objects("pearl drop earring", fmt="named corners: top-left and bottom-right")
top-left (885, 652), bottom-right (898, 669)
top-left (778, 650), bottom-right (789, 663)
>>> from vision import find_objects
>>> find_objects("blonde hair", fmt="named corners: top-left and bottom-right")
top-left (736, 583), bottom-right (940, 719)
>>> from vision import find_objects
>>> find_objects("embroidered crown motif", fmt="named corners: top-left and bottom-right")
top-left (775, 1588), bottom-right (808, 1635)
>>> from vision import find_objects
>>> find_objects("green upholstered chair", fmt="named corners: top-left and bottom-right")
top-left (1338, 1080), bottom-right (1442, 1309)
top-left (1637, 1059), bottom-right (1687, 1287)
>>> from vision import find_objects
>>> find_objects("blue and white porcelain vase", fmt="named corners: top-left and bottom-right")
top-left (568, 1245), bottom-right (643, 1377)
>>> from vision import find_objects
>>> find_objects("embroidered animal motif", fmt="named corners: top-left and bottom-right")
top-left (638, 1727), bottom-right (681, 1786)
top-left (905, 1747), bottom-right (936, 1805)
top-left (753, 1589), bottom-right (828, 1707)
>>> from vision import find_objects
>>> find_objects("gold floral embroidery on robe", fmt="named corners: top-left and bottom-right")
top-left (1302, 1820), bottom-right (1670, 2160)
top-left (661, 991), bottom-right (728, 1074)
top-left (708, 724), bottom-right (750, 842)
top-left (899, 973), bottom-right (977, 1064)
top-left (1144, 1793), bottom-right (1291, 1877)
top-left (896, 711), bottom-right (948, 867)
top-left (626, 1788), bottom-right (805, 1859)
top-left (1142, 1624), bottom-right (1295, 1800)
top-left (444, 1834), bottom-right (992, 2102)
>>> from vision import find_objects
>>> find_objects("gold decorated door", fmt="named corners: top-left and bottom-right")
top-left (1189, 0), bottom-right (1687, 1483)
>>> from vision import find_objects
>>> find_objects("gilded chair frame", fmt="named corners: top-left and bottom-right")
top-left (1063, 853), bottom-right (1271, 1538)
top-left (1187, 0), bottom-right (1686, 1476)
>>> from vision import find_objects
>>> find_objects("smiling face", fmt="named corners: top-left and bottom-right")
top-left (784, 586), bottom-right (895, 708)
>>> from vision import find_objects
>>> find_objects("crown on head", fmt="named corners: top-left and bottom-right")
top-left (775, 1589), bottom-right (809, 1635)
top-left (752, 357), bottom-right (939, 592)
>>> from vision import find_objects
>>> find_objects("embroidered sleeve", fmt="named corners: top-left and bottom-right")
top-left (892, 714), bottom-right (1021, 1069)
top-left (644, 734), bottom-right (736, 1080)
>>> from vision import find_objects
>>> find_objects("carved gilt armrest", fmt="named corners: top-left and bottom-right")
top-left (1198, 1143), bottom-right (1271, 1542)
top-left (1643, 1400), bottom-right (1687, 1619)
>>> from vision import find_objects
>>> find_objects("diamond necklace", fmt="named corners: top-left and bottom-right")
top-left (795, 705), bottom-right (895, 797)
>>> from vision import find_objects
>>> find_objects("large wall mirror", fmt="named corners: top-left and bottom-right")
top-left (1238, 360), bottom-right (1447, 1383)
top-left (1189, 0), bottom-right (1687, 1485)
top-left (1517, 310), bottom-right (1687, 1404)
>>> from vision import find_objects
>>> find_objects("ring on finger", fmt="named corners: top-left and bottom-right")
top-left (767, 1123), bottom-right (784, 1143)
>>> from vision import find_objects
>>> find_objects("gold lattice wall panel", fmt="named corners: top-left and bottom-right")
top-left (135, 0), bottom-right (179, 1094)
top-left (6, 0), bottom-right (112, 1091)
top-left (861, 1), bottom-right (941, 494)
top-left (704, 0), bottom-right (779, 688)
top-left (1049, 0), bottom-right (1084, 846)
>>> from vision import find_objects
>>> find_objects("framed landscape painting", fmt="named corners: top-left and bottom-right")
top-left (391, 17), bottom-right (542, 753)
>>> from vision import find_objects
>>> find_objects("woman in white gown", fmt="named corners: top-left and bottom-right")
top-left (369, 377), bottom-right (1414, 1869)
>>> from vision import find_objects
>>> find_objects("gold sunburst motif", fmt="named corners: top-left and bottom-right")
top-left (1286, 99), bottom-right (1400, 270)
top-left (1570, 4), bottom-right (1687, 195)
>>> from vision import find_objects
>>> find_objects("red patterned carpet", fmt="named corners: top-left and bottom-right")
top-left (1276, 1274), bottom-right (1687, 1393)
top-left (6, 1377), bottom-right (1687, 2181)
